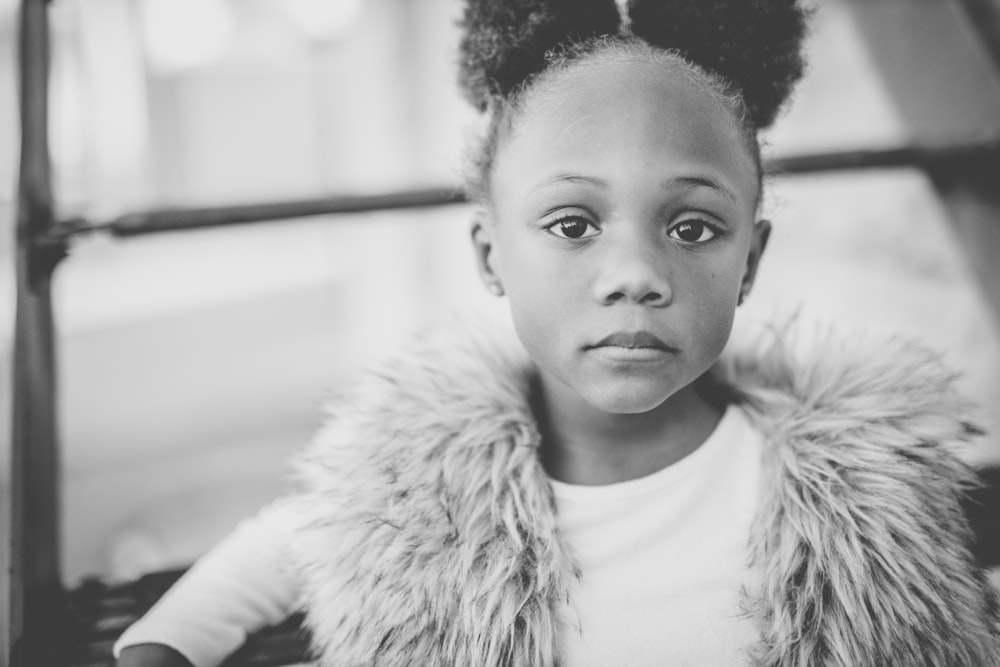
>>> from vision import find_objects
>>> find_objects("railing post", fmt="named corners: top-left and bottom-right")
top-left (10, 0), bottom-right (67, 665)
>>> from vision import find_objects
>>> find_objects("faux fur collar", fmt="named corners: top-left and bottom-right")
top-left (288, 322), bottom-right (999, 666)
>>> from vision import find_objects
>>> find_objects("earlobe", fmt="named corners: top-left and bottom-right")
top-left (738, 219), bottom-right (771, 306)
top-left (470, 213), bottom-right (504, 296)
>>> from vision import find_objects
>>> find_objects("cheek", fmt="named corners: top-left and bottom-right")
top-left (684, 258), bottom-right (744, 348)
top-left (492, 230), bottom-right (590, 372)
top-left (495, 224), bottom-right (576, 300)
top-left (493, 229), bottom-right (558, 333)
top-left (504, 287), bottom-right (575, 389)
top-left (504, 264), bottom-right (575, 348)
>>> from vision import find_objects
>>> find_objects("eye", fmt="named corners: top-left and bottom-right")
top-left (544, 216), bottom-right (600, 240)
top-left (668, 219), bottom-right (717, 244)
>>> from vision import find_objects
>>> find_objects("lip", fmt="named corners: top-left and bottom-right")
top-left (590, 330), bottom-right (673, 350)
top-left (586, 330), bottom-right (676, 362)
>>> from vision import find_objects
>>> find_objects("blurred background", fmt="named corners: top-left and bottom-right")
top-left (2, 0), bottom-right (1000, 590)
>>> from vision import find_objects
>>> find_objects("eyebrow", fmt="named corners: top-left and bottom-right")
top-left (532, 173), bottom-right (739, 203)
top-left (671, 175), bottom-right (738, 204)
top-left (534, 174), bottom-right (610, 191)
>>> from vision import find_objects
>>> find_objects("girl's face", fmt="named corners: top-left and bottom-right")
top-left (473, 55), bottom-right (768, 415)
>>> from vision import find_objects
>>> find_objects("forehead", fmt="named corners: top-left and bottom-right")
top-left (493, 55), bottom-right (758, 206)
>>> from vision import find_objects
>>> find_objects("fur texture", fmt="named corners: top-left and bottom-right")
top-left (288, 323), bottom-right (999, 666)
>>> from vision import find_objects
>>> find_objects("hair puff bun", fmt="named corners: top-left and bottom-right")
top-left (458, 0), bottom-right (622, 111)
top-left (628, 0), bottom-right (808, 128)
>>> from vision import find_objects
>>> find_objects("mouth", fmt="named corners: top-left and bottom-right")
top-left (590, 330), bottom-right (672, 350)
top-left (585, 330), bottom-right (676, 361)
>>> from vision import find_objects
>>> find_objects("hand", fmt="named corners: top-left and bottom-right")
top-left (116, 644), bottom-right (195, 667)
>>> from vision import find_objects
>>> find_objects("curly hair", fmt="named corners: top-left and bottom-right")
top-left (457, 0), bottom-right (622, 112)
top-left (457, 0), bottom-right (810, 204)
top-left (628, 0), bottom-right (808, 129)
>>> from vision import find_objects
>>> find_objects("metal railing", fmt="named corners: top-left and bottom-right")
top-left (40, 137), bottom-right (1000, 242)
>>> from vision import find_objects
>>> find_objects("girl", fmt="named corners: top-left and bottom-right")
top-left (116, 0), bottom-right (1000, 665)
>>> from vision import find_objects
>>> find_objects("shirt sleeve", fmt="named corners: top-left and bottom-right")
top-left (112, 501), bottom-right (302, 667)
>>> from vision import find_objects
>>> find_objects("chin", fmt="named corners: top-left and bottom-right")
top-left (582, 381), bottom-right (674, 415)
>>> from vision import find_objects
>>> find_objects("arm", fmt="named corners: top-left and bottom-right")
top-left (113, 502), bottom-right (301, 667)
top-left (116, 644), bottom-right (193, 667)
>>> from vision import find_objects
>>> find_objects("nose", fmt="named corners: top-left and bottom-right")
top-left (592, 235), bottom-right (673, 307)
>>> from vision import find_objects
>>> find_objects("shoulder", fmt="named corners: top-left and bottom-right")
top-left (714, 323), bottom-right (1000, 664)
top-left (292, 315), bottom-right (533, 488)
top-left (714, 322), bottom-right (983, 553)
top-left (714, 322), bottom-right (982, 484)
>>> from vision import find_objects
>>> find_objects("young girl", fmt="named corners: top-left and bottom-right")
top-left (116, 0), bottom-right (1000, 665)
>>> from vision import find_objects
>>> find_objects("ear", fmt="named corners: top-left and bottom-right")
top-left (470, 212), bottom-right (505, 296)
top-left (738, 219), bottom-right (771, 306)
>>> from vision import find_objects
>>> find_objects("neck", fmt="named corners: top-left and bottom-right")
top-left (532, 374), bottom-right (723, 486)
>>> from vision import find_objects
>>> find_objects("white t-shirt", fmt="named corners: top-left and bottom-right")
top-left (115, 405), bottom-right (764, 666)
top-left (551, 405), bottom-right (763, 666)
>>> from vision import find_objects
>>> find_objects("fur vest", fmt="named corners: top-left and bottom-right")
top-left (287, 322), bottom-right (1000, 666)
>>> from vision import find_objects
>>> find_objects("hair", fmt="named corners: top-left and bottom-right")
top-left (457, 0), bottom-right (809, 205)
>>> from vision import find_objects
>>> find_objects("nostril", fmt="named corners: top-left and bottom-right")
top-left (641, 291), bottom-right (663, 304)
